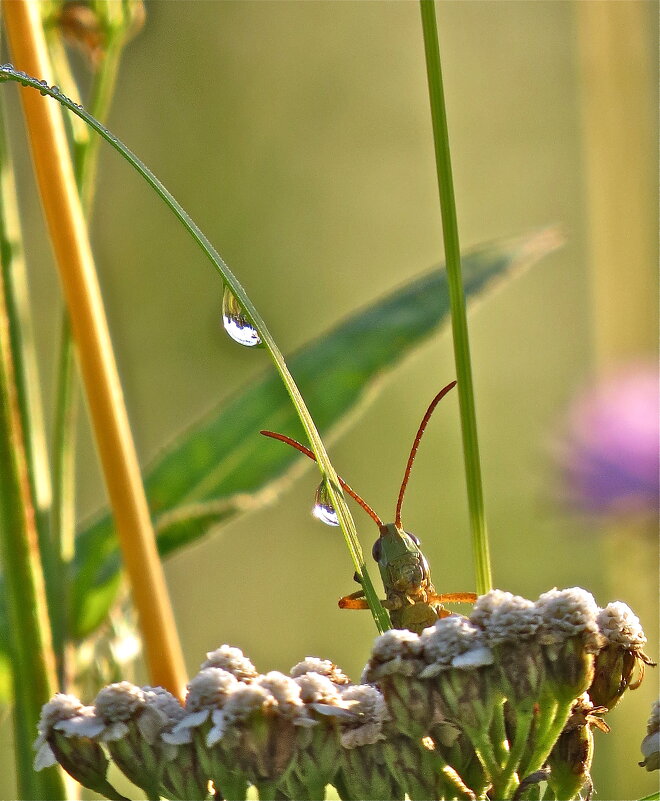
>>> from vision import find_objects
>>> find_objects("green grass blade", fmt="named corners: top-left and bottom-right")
top-left (419, 0), bottom-right (492, 594)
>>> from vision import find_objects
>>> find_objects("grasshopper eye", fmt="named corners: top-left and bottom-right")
top-left (372, 538), bottom-right (383, 562)
top-left (408, 531), bottom-right (421, 546)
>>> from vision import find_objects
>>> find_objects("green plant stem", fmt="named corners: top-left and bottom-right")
top-left (489, 699), bottom-right (510, 768)
top-left (418, 0), bottom-right (492, 595)
top-left (0, 83), bottom-right (67, 798)
top-left (497, 708), bottom-right (535, 799)
top-left (0, 206), bottom-right (66, 801)
top-left (0, 64), bottom-right (390, 634)
top-left (522, 698), bottom-right (573, 779)
top-left (0, 59), bottom-right (54, 613)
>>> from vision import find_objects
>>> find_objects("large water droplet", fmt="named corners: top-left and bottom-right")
top-left (222, 286), bottom-right (261, 347)
top-left (313, 481), bottom-right (339, 527)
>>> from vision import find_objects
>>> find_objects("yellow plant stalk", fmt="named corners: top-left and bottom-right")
top-left (2, 0), bottom-right (187, 698)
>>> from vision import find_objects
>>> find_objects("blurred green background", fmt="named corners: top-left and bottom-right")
top-left (1, 1), bottom-right (657, 798)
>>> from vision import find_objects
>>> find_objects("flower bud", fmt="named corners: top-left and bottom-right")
top-left (536, 587), bottom-right (603, 701)
top-left (335, 686), bottom-right (399, 801)
top-left (471, 590), bottom-right (544, 704)
top-left (290, 656), bottom-right (352, 686)
top-left (283, 672), bottom-right (353, 798)
top-left (34, 694), bottom-right (122, 799)
top-left (201, 644), bottom-right (258, 683)
top-left (207, 673), bottom-right (311, 798)
top-left (590, 602), bottom-right (655, 710)
top-left (362, 629), bottom-right (436, 741)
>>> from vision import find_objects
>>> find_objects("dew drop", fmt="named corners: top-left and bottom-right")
top-left (313, 481), bottom-right (339, 527)
top-left (222, 285), bottom-right (261, 347)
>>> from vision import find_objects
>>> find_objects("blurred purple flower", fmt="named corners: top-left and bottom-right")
top-left (556, 364), bottom-right (659, 518)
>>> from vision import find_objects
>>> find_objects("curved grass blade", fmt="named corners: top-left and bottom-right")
top-left (67, 228), bottom-right (561, 638)
top-left (0, 63), bottom-right (388, 634)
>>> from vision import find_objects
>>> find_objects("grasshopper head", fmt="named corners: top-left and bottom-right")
top-left (373, 523), bottom-right (428, 593)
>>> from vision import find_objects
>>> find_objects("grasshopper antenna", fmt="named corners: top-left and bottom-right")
top-left (394, 380), bottom-right (457, 529)
top-left (260, 431), bottom-right (383, 527)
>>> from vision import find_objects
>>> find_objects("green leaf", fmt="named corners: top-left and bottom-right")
top-left (67, 227), bottom-right (561, 639)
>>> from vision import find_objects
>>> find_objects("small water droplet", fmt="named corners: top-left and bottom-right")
top-left (313, 481), bottom-right (339, 527)
top-left (222, 286), bottom-right (261, 347)
top-left (50, 85), bottom-right (60, 94)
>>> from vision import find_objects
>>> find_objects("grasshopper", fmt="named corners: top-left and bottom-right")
top-left (261, 381), bottom-right (476, 633)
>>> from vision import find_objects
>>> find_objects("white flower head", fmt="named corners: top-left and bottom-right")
top-left (139, 687), bottom-right (186, 743)
top-left (34, 695), bottom-right (106, 771)
top-left (597, 602), bottom-right (647, 650)
top-left (372, 628), bottom-right (422, 661)
top-left (201, 644), bottom-right (258, 682)
top-left (294, 672), bottom-right (356, 719)
top-left (647, 700), bottom-right (660, 736)
top-left (254, 672), bottom-right (315, 727)
top-left (536, 587), bottom-right (602, 652)
top-left (471, 590), bottom-right (541, 645)
top-left (36, 694), bottom-right (85, 738)
top-left (363, 628), bottom-right (426, 682)
top-left (640, 700), bottom-right (660, 771)
top-left (165, 668), bottom-right (240, 744)
top-left (338, 685), bottom-right (389, 748)
top-left (34, 695), bottom-right (86, 769)
top-left (295, 672), bottom-right (343, 705)
top-left (185, 667), bottom-right (239, 712)
top-left (206, 683), bottom-right (272, 746)
top-left (290, 657), bottom-right (351, 686)
top-left (420, 615), bottom-right (491, 676)
top-left (94, 682), bottom-right (145, 723)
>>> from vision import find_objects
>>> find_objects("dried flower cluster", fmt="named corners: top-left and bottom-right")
top-left (35, 590), bottom-right (654, 800)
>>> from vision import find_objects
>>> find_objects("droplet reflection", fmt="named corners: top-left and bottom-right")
top-left (222, 286), bottom-right (262, 347)
top-left (313, 481), bottom-right (339, 527)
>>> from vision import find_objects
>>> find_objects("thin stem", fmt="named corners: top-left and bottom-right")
top-left (0, 62), bottom-right (390, 633)
top-left (0, 48), bottom-right (54, 614)
top-left (0, 75), bottom-right (68, 800)
top-left (2, 0), bottom-right (188, 695)
top-left (523, 699), bottom-right (573, 779)
top-left (418, 0), bottom-right (492, 595)
top-left (497, 708), bottom-right (535, 799)
top-left (74, 35), bottom-right (124, 214)
top-left (0, 219), bottom-right (66, 801)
